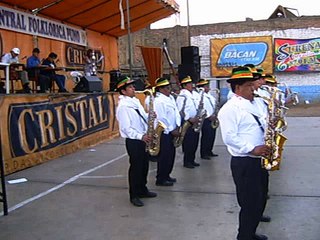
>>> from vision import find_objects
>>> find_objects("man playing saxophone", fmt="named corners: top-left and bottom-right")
top-left (153, 78), bottom-right (181, 186)
top-left (218, 66), bottom-right (272, 240)
top-left (175, 76), bottom-right (201, 169)
top-left (115, 75), bottom-right (157, 207)
top-left (196, 79), bottom-right (219, 160)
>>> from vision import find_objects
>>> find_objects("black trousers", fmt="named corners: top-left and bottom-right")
top-left (125, 138), bottom-right (149, 199)
top-left (156, 133), bottom-right (175, 182)
top-left (231, 156), bottom-right (266, 240)
top-left (200, 118), bottom-right (217, 157)
top-left (182, 127), bottom-right (200, 165)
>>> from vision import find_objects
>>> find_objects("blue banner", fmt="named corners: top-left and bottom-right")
top-left (8, 93), bottom-right (109, 157)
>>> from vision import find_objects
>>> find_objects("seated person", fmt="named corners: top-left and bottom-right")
top-left (40, 52), bottom-right (68, 93)
top-left (26, 48), bottom-right (51, 93)
top-left (1, 47), bottom-right (31, 93)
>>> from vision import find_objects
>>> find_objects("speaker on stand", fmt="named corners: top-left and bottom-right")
top-left (179, 46), bottom-right (201, 83)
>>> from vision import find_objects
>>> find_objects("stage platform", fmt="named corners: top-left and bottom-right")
top-left (0, 116), bottom-right (319, 240)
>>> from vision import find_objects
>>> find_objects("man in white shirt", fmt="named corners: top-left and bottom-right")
top-left (116, 75), bottom-right (157, 207)
top-left (1, 47), bottom-right (31, 93)
top-left (153, 78), bottom-right (181, 186)
top-left (196, 79), bottom-right (219, 160)
top-left (218, 66), bottom-right (271, 240)
top-left (176, 76), bottom-right (200, 169)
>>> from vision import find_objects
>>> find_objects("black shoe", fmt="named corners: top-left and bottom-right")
top-left (138, 191), bottom-right (157, 198)
top-left (167, 177), bottom-right (177, 183)
top-left (253, 233), bottom-right (268, 240)
top-left (58, 88), bottom-right (68, 93)
top-left (201, 155), bottom-right (211, 160)
top-left (23, 84), bottom-right (31, 93)
top-left (209, 152), bottom-right (219, 157)
top-left (184, 163), bottom-right (195, 169)
top-left (156, 180), bottom-right (174, 186)
top-left (149, 156), bottom-right (158, 162)
top-left (130, 197), bottom-right (144, 207)
top-left (260, 215), bottom-right (271, 222)
top-left (192, 162), bottom-right (200, 167)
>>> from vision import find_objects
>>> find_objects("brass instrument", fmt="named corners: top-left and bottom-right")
top-left (144, 89), bottom-right (167, 156)
top-left (173, 94), bottom-right (191, 148)
top-left (193, 88), bottom-right (206, 132)
top-left (210, 88), bottom-right (220, 129)
top-left (282, 83), bottom-right (299, 105)
top-left (255, 89), bottom-right (288, 171)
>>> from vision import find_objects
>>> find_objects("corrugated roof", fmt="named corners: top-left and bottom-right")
top-left (1, 0), bottom-right (179, 37)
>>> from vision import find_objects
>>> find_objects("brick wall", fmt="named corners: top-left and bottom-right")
top-left (119, 16), bottom-right (320, 103)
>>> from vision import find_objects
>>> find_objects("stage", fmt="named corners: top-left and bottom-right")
top-left (0, 92), bottom-right (120, 175)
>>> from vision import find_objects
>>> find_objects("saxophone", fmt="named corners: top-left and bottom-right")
top-left (144, 89), bottom-right (167, 156)
top-left (210, 88), bottom-right (220, 129)
top-left (282, 83), bottom-right (299, 105)
top-left (255, 88), bottom-right (288, 171)
top-left (173, 94), bottom-right (191, 148)
top-left (193, 88), bottom-right (206, 132)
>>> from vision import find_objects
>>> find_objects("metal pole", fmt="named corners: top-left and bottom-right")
top-left (126, 0), bottom-right (133, 78)
top-left (186, 0), bottom-right (191, 46)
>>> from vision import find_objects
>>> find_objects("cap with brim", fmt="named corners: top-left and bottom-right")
top-left (180, 76), bottom-right (192, 85)
top-left (244, 64), bottom-right (261, 78)
top-left (116, 76), bottom-right (135, 91)
top-left (144, 82), bottom-right (151, 89)
top-left (264, 74), bottom-right (277, 84)
top-left (155, 78), bottom-right (170, 88)
top-left (256, 67), bottom-right (266, 77)
top-left (196, 79), bottom-right (209, 86)
top-left (227, 66), bottom-right (258, 83)
top-left (11, 48), bottom-right (20, 55)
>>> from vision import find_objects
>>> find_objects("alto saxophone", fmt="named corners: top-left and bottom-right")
top-left (172, 94), bottom-right (191, 148)
top-left (210, 88), bottom-right (220, 129)
top-left (255, 88), bottom-right (288, 171)
top-left (193, 88), bottom-right (206, 132)
top-left (144, 89), bottom-right (167, 156)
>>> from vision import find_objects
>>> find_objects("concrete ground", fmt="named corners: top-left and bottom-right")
top-left (0, 114), bottom-right (320, 240)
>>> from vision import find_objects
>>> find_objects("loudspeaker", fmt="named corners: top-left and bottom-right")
top-left (178, 64), bottom-right (201, 83)
top-left (73, 76), bottom-right (102, 92)
top-left (181, 46), bottom-right (199, 64)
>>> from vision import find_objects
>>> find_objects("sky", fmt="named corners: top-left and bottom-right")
top-left (151, 0), bottom-right (320, 29)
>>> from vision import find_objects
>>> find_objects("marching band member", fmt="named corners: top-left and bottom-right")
top-left (196, 79), bottom-right (219, 160)
top-left (218, 66), bottom-right (271, 240)
top-left (115, 75), bottom-right (157, 207)
top-left (175, 76), bottom-right (200, 169)
top-left (153, 78), bottom-right (181, 186)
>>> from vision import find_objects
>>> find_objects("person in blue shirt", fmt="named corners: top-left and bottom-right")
top-left (26, 48), bottom-right (51, 93)
top-left (40, 52), bottom-right (68, 93)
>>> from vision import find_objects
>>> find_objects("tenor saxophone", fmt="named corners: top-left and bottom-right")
top-left (172, 94), bottom-right (191, 148)
top-left (144, 89), bottom-right (167, 156)
top-left (255, 89), bottom-right (288, 171)
top-left (193, 88), bottom-right (206, 132)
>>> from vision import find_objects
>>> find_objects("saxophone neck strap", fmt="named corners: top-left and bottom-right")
top-left (134, 109), bottom-right (148, 125)
top-left (251, 114), bottom-right (265, 133)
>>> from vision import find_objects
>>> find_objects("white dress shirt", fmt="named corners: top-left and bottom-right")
top-left (116, 95), bottom-right (148, 140)
top-left (176, 89), bottom-right (198, 121)
top-left (203, 92), bottom-right (216, 117)
top-left (154, 93), bottom-right (181, 134)
top-left (218, 94), bottom-right (266, 157)
top-left (1, 53), bottom-right (19, 64)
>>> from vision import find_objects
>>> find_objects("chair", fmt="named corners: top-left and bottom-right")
top-left (8, 63), bottom-right (26, 93)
